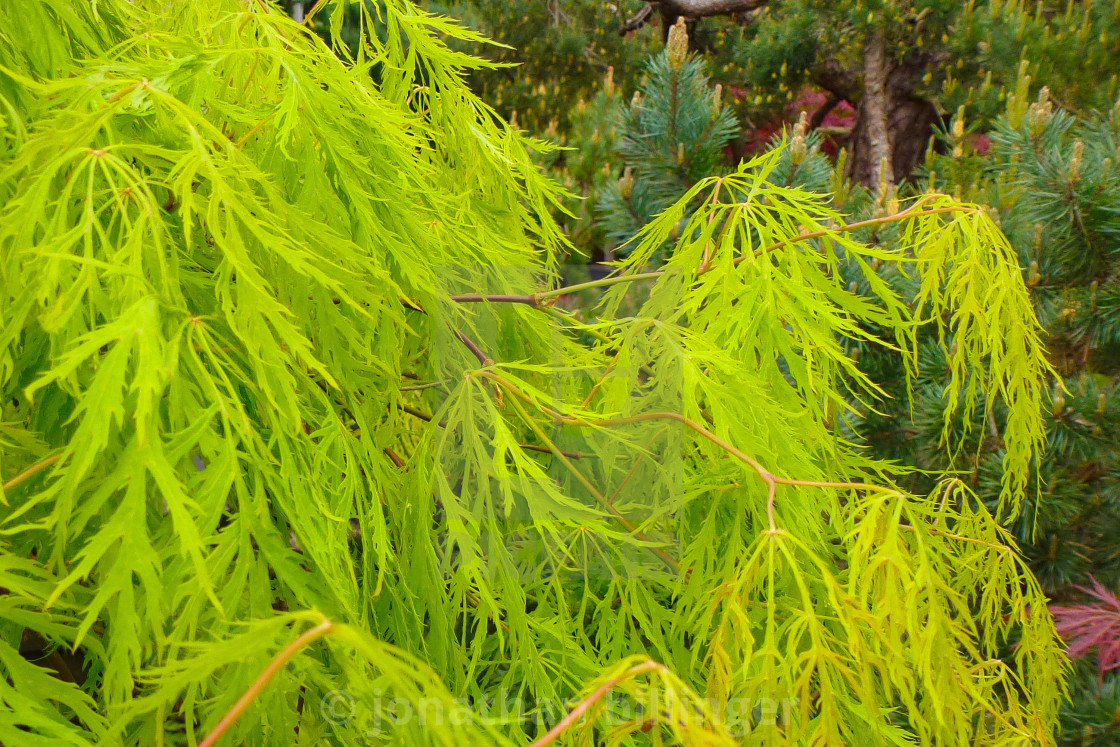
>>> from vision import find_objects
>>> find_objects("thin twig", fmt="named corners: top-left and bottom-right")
top-left (484, 372), bottom-right (898, 535)
top-left (302, 0), bottom-right (327, 25)
top-left (518, 443), bottom-right (592, 459)
top-left (747, 198), bottom-right (960, 260)
top-left (443, 199), bottom-right (972, 309)
top-left (455, 329), bottom-right (492, 367)
top-left (198, 617), bottom-right (333, 747)
top-left (382, 447), bottom-right (406, 468)
top-left (899, 523), bottom-right (1012, 553)
top-left (696, 178), bottom-right (725, 274)
top-left (3, 453), bottom-right (62, 492)
top-left (581, 355), bottom-right (622, 410)
top-left (464, 589), bottom-right (510, 634)
top-left (529, 660), bottom-right (662, 747)
top-left (605, 426), bottom-right (671, 508)
top-left (449, 294), bottom-right (542, 307)
top-left (399, 403), bottom-right (434, 422)
top-left (536, 271), bottom-right (666, 300)
top-left (400, 380), bottom-right (447, 392)
top-left (234, 110), bottom-right (277, 149)
top-left (503, 391), bottom-right (680, 571)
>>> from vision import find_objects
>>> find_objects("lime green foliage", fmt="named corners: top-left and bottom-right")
top-left (911, 87), bottom-right (1120, 743)
top-left (913, 86), bottom-right (1120, 581)
top-left (0, 1), bottom-right (1070, 745)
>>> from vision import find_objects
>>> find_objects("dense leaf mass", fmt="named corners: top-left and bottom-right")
top-left (0, 1), bottom-right (1071, 745)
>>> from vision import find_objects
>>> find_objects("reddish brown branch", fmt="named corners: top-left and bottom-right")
top-left (399, 403), bottom-right (434, 422)
top-left (3, 453), bottom-right (62, 492)
top-left (455, 329), bottom-right (492, 367)
top-left (198, 618), bottom-right (333, 747)
top-left (528, 660), bottom-right (662, 747)
top-left (450, 293), bottom-right (542, 307)
top-left (518, 443), bottom-right (592, 459)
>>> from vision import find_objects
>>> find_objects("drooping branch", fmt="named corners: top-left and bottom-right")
top-left (455, 329), bottom-right (493, 367)
top-left (445, 198), bottom-right (972, 308)
top-left (528, 660), bottom-right (663, 747)
top-left (485, 371), bottom-right (899, 535)
top-left (500, 386), bottom-right (681, 570)
top-left (2, 453), bottom-right (62, 492)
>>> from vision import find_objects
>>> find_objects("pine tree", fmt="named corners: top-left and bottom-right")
top-left (596, 20), bottom-right (739, 254)
top-left (0, 1), bottom-right (1074, 745)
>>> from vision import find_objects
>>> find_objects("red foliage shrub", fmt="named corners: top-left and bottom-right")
top-left (1051, 576), bottom-right (1120, 680)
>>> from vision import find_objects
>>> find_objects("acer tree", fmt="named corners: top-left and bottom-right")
top-left (0, 1), bottom-right (1071, 745)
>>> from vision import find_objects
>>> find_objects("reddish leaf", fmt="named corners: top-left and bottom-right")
top-left (1050, 576), bottom-right (1120, 679)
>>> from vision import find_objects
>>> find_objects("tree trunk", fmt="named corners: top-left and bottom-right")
top-left (845, 52), bottom-right (939, 189)
top-left (860, 33), bottom-right (893, 194)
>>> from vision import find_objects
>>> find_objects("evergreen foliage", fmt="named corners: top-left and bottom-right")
top-left (0, 1), bottom-right (1078, 746)
top-left (418, 0), bottom-right (660, 135)
top-left (597, 22), bottom-right (739, 253)
top-left (733, 0), bottom-right (1120, 113)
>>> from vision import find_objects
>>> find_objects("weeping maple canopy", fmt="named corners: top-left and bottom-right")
top-left (0, 1), bottom-right (1068, 745)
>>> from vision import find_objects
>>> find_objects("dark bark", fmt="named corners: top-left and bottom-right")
top-left (844, 57), bottom-right (939, 187)
top-left (808, 94), bottom-right (840, 131)
top-left (655, 0), bottom-right (771, 17)
top-left (861, 32), bottom-right (893, 192)
top-left (621, 0), bottom-right (770, 33)
top-left (810, 59), bottom-right (861, 103)
top-left (620, 3), bottom-right (654, 34)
